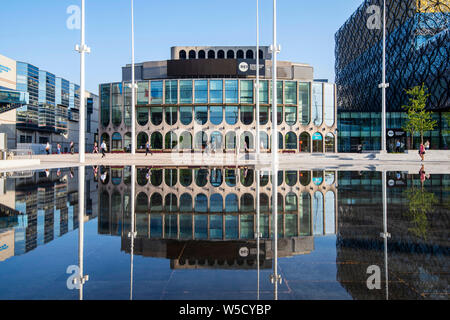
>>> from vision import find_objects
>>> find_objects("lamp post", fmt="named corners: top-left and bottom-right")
top-left (255, 0), bottom-right (260, 161)
top-left (76, 0), bottom-right (90, 163)
top-left (131, 0), bottom-right (136, 155)
top-left (379, 0), bottom-right (389, 152)
top-left (129, 165), bottom-right (136, 300)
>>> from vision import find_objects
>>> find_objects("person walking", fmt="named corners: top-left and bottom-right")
top-left (425, 140), bottom-right (430, 150)
top-left (93, 141), bottom-right (99, 154)
top-left (419, 142), bottom-right (425, 161)
top-left (145, 140), bottom-right (152, 156)
top-left (45, 142), bottom-right (51, 155)
top-left (101, 140), bottom-right (107, 158)
top-left (57, 144), bottom-right (61, 154)
top-left (395, 140), bottom-right (401, 153)
top-left (70, 141), bottom-right (74, 155)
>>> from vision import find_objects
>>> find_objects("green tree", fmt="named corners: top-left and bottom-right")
top-left (401, 84), bottom-right (437, 147)
top-left (404, 185), bottom-right (437, 240)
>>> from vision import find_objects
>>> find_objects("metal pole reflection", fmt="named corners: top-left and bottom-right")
top-left (256, 168), bottom-right (260, 300)
top-left (381, 170), bottom-right (390, 300)
top-left (129, 165), bottom-right (136, 300)
top-left (77, 166), bottom-right (88, 300)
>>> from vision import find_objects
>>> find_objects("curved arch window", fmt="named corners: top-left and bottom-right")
top-left (260, 132), bottom-right (269, 149)
top-left (299, 132), bottom-right (311, 152)
top-left (210, 131), bottom-right (223, 150)
top-left (225, 131), bottom-right (236, 150)
top-left (240, 80), bottom-right (253, 104)
top-left (150, 107), bottom-right (163, 125)
top-left (210, 106), bottom-right (223, 125)
top-left (312, 83), bottom-right (323, 126)
top-left (151, 132), bottom-right (163, 149)
top-left (240, 168), bottom-right (254, 186)
top-left (164, 193), bottom-right (178, 212)
top-left (179, 80), bottom-right (192, 104)
top-left (136, 192), bottom-right (148, 213)
top-left (111, 168), bottom-right (122, 185)
top-left (270, 170), bottom-right (283, 186)
top-left (165, 80), bottom-right (177, 104)
top-left (225, 169), bottom-right (237, 187)
top-left (209, 80), bottom-right (223, 103)
top-left (240, 106), bottom-right (254, 125)
top-left (194, 131), bottom-right (208, 149)
top-left (188, 50), bottom-right (196, 59)
top-left (285, 106), bottom-right (297, 125)
top-left (226, 50), bottom-right (234, 59)
top-left (136, 132), bottom-right (148, 150)
top-left (325, 171), bottom-right (335, 185)
top-left (300, 192), bottom-right (312, 236)
top-left (210, 168), bottom-right (223, 187)
top-left (277, 106), bottom-right (283, 125)
top-left (285, 171), bottom-right (298, 186)
top-left (260, 193), bottom-right (269, 212)
top-left (285, 81), bottom-right (297, 105)
top-left (324, 83), bottom-right (335, 127)
top-left (325, 133), bottom-right (335, 153)
top-left (299, 82), bottom-right (310, 125)
top-left (286, 192), bottom-right (298, 213)
top-left (194, 169), bottom-right (208, 187)
top-left (325, 191), bottom-right (335, 234)
top-left (240, 193), bottom-right (254, 212)
top-left (218, 50), bottom-right (225, 58)
top-left (312, 171), bottom-right (324, 185)
top-left (260, 106), bottom-right (269, 125)
top-left (137, 108), bottom-right (148, 126)
top-left (150, 169), bottom-right (163, 186)
top-left (150, 81), bottom-right (163, 104)
top-left (236, 50), bottom-right (244, 59)
top-left (300, 171), bottom-right (311, 186)
top-left (123, 166), bottom-right (131, 185)
top-left (285, 132), bottom-right (297, 150)
top-left (165, 131), bottom-right (178, 149)
top-left (100, 84), bottom-right (110, 127)
top-left (225, 194), bottom-right (238, 212)
top-left (179, 50), bottom-right (186, 59)
top-left (165, 168), bottom-right (177, 186)
top-left (180, 193), bottom-right (193, 212)
top-left (150, 193), bottom-right (163, 212)
top-left (245, 49), bottom-right (254, 59)
top-left (258, 49), bottom-right (264, 60)
top-left (225, 106), bottom-right (238, 125)
top-left (272, 132), bottom-right (283, 150)
top-left (313, 191), bottom-right (324, 235)
top-left (194, 80), bottom-right (208, 103)
top-left (194, 193), bottom-right (208, 212)
top-left (210, 194), bottom-right (223, 212)
top-left (179, 169), bottom-right (192, 187)
top-left (179, 131), bottom-right (192, 149)
top-left (240, 131), bottom-right (254, 150)
top-left (111, 83), bottom-right (122, 126)
top-left (198, 50), bottom-right (206, 59)
top-left (165, 107), bottom-right (177, 125)
top-left (137, 167), bottom-right (149, 186)
top-left (111, 132), bottom-right (122, 151)
top-left (312, 132), bottom-right (323, 153)
top-left (207, 50), bottom-right (215, 59)
top-left (225, 80), bottom-right (238, 103)
top-left (180, 106), bottom-right (192, 125)
top-left (194, 106), bottom-right (208, 125)
top-left (260, 171), bottom-right (269, 186)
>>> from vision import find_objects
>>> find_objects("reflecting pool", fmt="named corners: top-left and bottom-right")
top-left (0, 166), bottom-right (448, 300)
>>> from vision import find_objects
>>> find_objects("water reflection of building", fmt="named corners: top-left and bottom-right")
top-left (336, 171), bottom-right (449, 299)
top-left (98, 166), bottom-right (338, 269)
top-left (0, 168), bottom-right (98, 259)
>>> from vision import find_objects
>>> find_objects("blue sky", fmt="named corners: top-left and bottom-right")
top-left (1, 0), bottom-right (364, 93)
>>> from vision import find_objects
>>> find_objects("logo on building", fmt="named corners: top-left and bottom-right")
top-left (0, 65), bottom-right (11, 73)
top-left (0, 244), bottom-right (8, 252)
top-left (387, 130), bottom-right (395, 137)
top-left (239, 247), bottom-right (249, 257)
top-left (238, 62), bottom-right (249, 73)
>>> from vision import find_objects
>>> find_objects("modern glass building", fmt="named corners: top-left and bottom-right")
top-left (99, 46), bottom-right (338, 153)
top-left (0, 53), bottom-right (99, 153)
top-left (335, 0), bottom-right (449, 152)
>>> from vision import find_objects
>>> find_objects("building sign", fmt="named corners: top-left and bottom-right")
top-left (0, 54), bottom-right (17, 90)
top-left (236, 59), bottom-right (265, 76)
top-left (387, 172), bottom-right (407, 188)
top-left (312, 132), bottom-right (323, 140)
top-left (0, 229), bottom-right (14, 262)
top-left (386, 129), bottom-right (406, 139)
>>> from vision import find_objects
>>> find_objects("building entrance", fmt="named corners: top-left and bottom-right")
top-left (386, 129), bottom-right (406, 153)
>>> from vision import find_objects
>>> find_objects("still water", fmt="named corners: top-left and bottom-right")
top-left (0, 166), bottom-right (448, 300)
